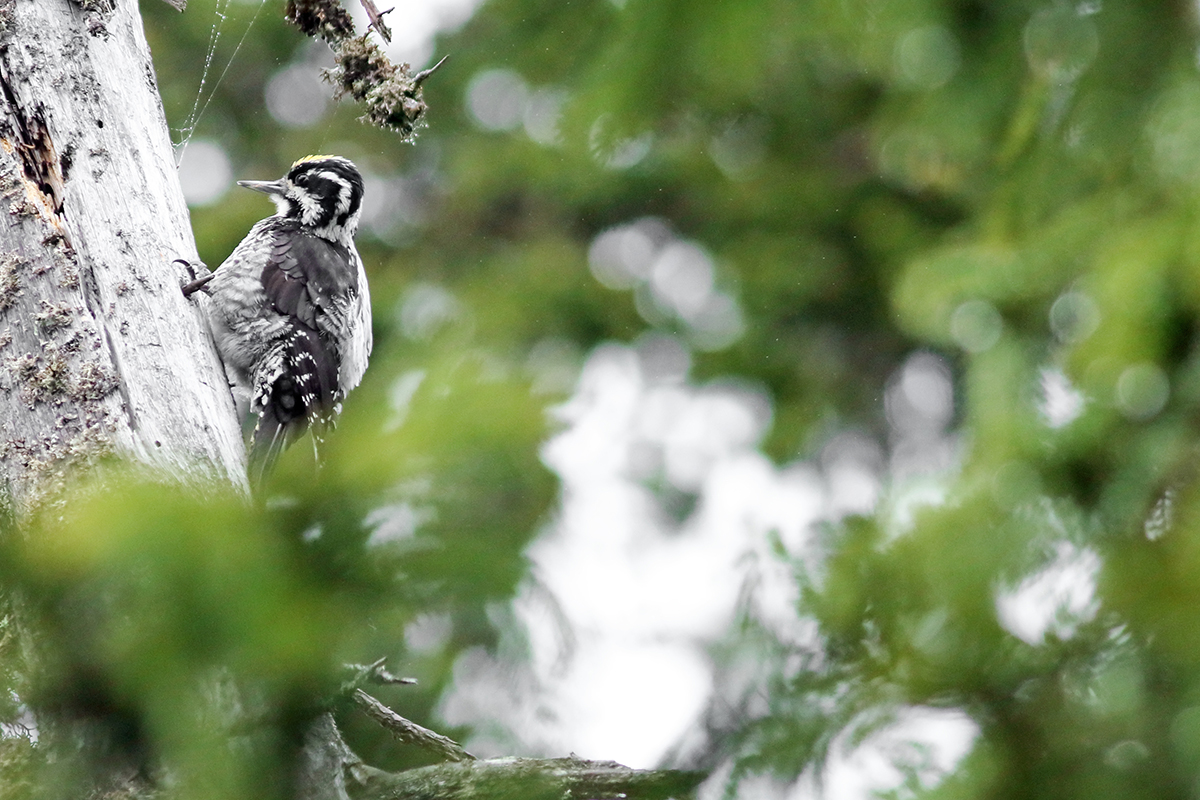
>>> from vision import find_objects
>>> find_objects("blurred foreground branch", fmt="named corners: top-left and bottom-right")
top-left (313, 689), bottom-right (706, 800)
top-left (351, 756), bottom-right (706, 800)
top-left (353, 689), bottom-right (475, 763)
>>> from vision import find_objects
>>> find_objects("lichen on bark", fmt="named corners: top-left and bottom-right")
top-left (283, 0), bottom-right (439, 137)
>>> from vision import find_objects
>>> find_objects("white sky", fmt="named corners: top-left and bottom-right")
top-left (346, 0), bottom-right (481, 66)
top-left (441, 342), bottom-right (826, 769)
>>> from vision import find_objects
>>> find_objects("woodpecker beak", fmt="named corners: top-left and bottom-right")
top-left (237, 179), bottom-right (287, 196)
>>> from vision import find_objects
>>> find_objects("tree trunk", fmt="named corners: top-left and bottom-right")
top-left (0, 0), bottom-right (245, 513)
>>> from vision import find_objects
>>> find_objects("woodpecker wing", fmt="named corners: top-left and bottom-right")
top-left (262, 224), bottom-right (361, 386)
top-left (339, 248), bottom-right (373, 393)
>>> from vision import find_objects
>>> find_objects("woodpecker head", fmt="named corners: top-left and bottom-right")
top-left (239, 155), bottom-right (365, 243)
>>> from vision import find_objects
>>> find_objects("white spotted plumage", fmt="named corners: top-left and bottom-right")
top-left (203, 155), bottom-right (372, 481)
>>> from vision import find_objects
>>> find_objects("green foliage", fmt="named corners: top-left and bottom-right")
top-left (9, 0), bottom-right (1200, 797)
top-left (0, 340), bottom-right (554, 795)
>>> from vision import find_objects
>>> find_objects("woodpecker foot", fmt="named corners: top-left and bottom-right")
top-left (181, 274), bottom-right (214, 297)
top-left (175, 258), bottom-right (214, 297)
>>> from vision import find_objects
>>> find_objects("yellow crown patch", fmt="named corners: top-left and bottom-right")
top-left (291, 154), bottom-right (340, 168)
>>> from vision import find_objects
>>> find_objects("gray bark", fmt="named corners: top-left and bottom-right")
top-left (299, 713), bottom-right (360, 800)
top-left (353, 689), bottom-right (476, 763)
top-left (299, 707), bottom-right (706, 800)
top-left (351, 756), bottom-right (706, 800)
top-left (0, 0), bottom-right (246, 513)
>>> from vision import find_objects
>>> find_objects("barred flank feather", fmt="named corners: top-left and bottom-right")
top-left (247, 326), bottom-right (339, 484)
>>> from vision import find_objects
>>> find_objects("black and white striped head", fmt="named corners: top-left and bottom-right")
top-left (239, 155), bottom-right (365, 242)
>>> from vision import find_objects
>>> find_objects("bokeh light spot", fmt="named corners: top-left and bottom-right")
top-left (177, 139), bottom-right (231, 207)
top-left (894, 25), bottom-right (960, 90)
top-left (709, 117), bottom-right (767, 180)
top-left (1023, 4), bottom-right (1099, 82)
top-left (466, 68), bottom-right (529, 131)
top-left (1116, 362), bottom-right (1169, 420)
top-left (1147, 82), bottom-right (1200, 184)
top-left (1105, 739), bottom-right (1151, 771)
top-left (1049, 290), bottom-right (1101, 343)
top-left (524, 87), bottom-right (566, 145)
top-left (587, 219), bottom-right (669, 290)
top-left (688, 293), bottom-right (745, 352)
top-left (589, 114), bottom-right (653, 170)
top-left (949, 299), bottom-right (1002, 353)
top-left (1171, 707), bottom-right (1200, 764)
top-left (396, 283), bottom-right (462, 340)
top-left (887, 352), bottom-right (954, 436)
top-left (265, 63), bottom-right (329, 128)
top-left (650, 241), bottom-right (715, 321)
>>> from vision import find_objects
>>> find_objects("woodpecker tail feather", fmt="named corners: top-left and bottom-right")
top-left (248, 406), bottom-right (295, 487)
top-left (247, 327), bottom-right (339, 484)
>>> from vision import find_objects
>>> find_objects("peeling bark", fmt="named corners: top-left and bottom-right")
top-left (0, 0), bottom-right (246, 511)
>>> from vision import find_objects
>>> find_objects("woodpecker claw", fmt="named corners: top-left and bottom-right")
top-left (181, 273), bottom-right (215, 298)
top-left (173, 257), bottom-right (207, 279)
top-left (175, 258), bottom-right (214, 297)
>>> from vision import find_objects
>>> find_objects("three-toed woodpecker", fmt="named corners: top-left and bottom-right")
top-left (203, 155), bottom-right (372, 480)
